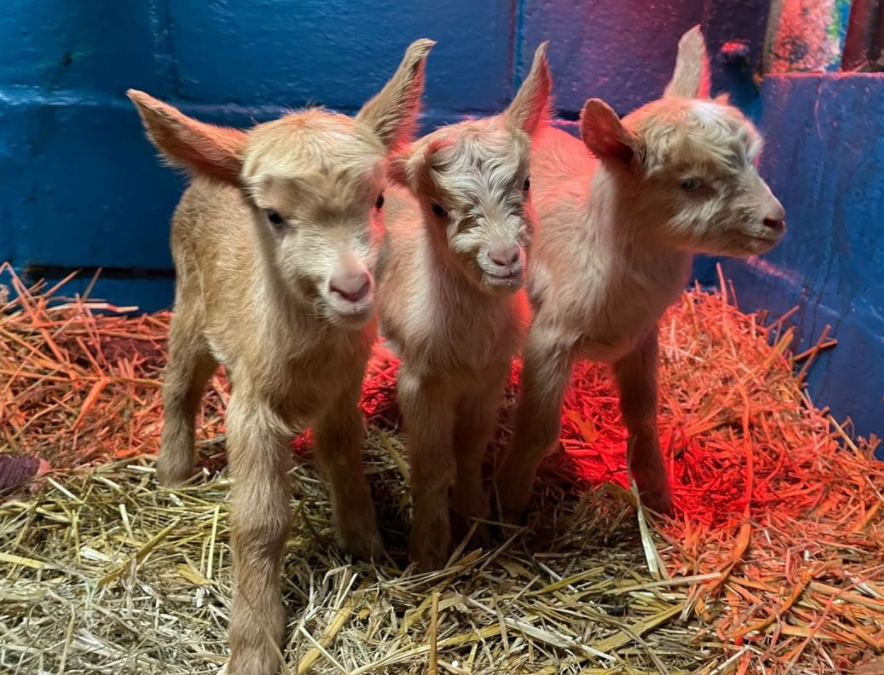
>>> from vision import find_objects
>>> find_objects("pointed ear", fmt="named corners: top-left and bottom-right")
top-left (357, 39), bottom-right (434, 153)
top-left (507, 41), bottom-right (552, 136)
top-left (580, 99), bottom-right (641, 166)
top-left (127, 89), bottom-right (246, 184)
top-left (663, 25), bottom-right (711, 99)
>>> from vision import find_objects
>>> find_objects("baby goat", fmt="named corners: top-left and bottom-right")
top-left (380, 45), bottom-right (551, 570)
top-left (128, 39), bottom-right (433, 675)
top-left (496, 27), bottom-right (786, 520)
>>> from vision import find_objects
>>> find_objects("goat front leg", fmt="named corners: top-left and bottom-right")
top-left (495, 326), bottom-right (573, 523)
top-left (158, 309), bottom-right (217, 486)
top-left (399, 369), bottom-right (456, 571)
top-left (450, 369), bottom-right (508, 547)
top-left (313, 386), bottom-right (383, 561)
top-left (613, 328), bottom-right (673, 514)
top-left (227, 394), bottom-right (292, 675)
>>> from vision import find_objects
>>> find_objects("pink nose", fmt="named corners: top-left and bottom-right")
top-left (329, 272), bottom-right (371, 303)
top-left (488, 245), bottom-right (520, 267)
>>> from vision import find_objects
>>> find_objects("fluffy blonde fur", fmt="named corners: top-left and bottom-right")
top-left (496, 27), bottom-right (786, 520)
top-left (379, 44), bottom-right (551, 570)
top-left (129, 39), bottom-right (433, 675)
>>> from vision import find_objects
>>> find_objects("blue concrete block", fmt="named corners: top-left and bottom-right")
top-left (50, 275), bottom-right (176, 314)
top-left (0, 0), bottom-right (174, 97)
top-left (723, 73), bottom-right (884, 445)
top-left (0, 266), bottom-right (175, 315)
top-left (0, 105), bottom-right (18, 263)
top-left (0, 98), bottom-right (181, 269)
top-left (519, 0), bottom-right (705, 115)
top-left (168, 0), bottom-right (513, 112)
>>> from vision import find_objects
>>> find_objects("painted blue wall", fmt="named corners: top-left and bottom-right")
top-left (1, 2), bottom-right (880, 442)
top-left (722, 73), bottom-right (884, 444)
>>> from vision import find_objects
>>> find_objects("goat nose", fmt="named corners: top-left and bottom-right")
top-left (329, 272), bottom-right (371, 303)
top-left (763, 217), bottom-right (786, 232)
top-left (762, 195), bottom-right (786, 232)
top-left (488, 244), bottom-right (521, 267)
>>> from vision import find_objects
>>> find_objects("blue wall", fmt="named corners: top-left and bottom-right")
top-left (722, 73), bottom-right (884, 443)
top-left (1, 1), bottom-right (881, 442)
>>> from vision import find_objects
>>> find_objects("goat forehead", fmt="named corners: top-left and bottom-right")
top-left (641, 102), bottom-right (760, 176)
top-left (259, 167), bottom-right (382, 218)
top-left (687, 100), bottom-right (729, 124)
top-left (434, 128), bottom-right (528, 202)
top-left (243, 112), bottom-right (385, 182)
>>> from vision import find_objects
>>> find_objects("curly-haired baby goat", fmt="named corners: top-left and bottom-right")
top-left (128, 39), bottom-right (433, 675)
top-left (496, 27), bottom-right (786, 520)
top-left (380, 44), bottom-right (551, 570)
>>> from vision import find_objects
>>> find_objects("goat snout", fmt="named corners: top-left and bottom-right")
top-left (482, 242), bottom-right (523, 291)
top-left (487, 244), bottom-right (521, 269)
top-left (762, 217), bottom-right (785, 233)
top-left (329, 272), bottom-right (372, 303)
top-left (762, 202), bottom-right (786, 233)
top-left (760, 187), bottom-right (786, 233)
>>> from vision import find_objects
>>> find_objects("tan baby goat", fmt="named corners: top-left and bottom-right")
top-left (129, 39), bottom-right (432, 675)
top-left (496, 27), bottom-right (787, 520)
top-left (380, 45), bottom-right (551, 570)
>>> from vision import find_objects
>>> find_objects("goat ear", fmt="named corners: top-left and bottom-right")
top-left (664, 25), bottom-right (711, 99)
top-left (357, 39), bottom-right (434, 153)
top-left (507, 42), bottom-right (552, 136)
top-left (127, 89), bottom-right (246, 185)
top-left (580, 99), bottom-right (641, 166)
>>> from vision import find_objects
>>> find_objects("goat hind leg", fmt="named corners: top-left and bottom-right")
top-left (399, 370), bottom-right (456, 571)
top-left (613, 328), bottom-right (673, 515)
top-left (313, 390), bottom-right (383, 561)
top-left (158, 313), bottom-right (217, 486)
top-left (450, 375), bottom-right (506, 547)
top-left (495, 329), bottom-right (573, 523)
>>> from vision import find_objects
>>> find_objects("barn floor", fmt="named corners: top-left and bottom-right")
top-left (1, 264), bottom-right (883, 675)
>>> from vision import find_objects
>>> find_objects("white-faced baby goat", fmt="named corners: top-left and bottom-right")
top-left (128, 39), bottom-right (433, 675)
top-left (495, 27), bottom-right (786, 520)
top-left (379, 44), bottom-right (550, 570)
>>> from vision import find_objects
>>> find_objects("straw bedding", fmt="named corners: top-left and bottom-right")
top-left (1, 262), bottom-right (882, 675)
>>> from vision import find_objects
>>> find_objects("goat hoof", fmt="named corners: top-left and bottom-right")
top-left (453, 519), bottom-right (493, 551)
top-left (494, 496), bottom-right (529, 527)
top-left (340, 530), bottom-right (385, 562)
top-left (227, 646), bottom-right (280, 675)
top-left (156, 452), bottom-right (194, 487)
top-left (637, 482), bottom-right (674, 516)
top-left (493, 473), bottom-right (534, 526)
top-left (471, 522), bottom-right (493, 550)
top-left (409, 518), bottom-right (451, 571)
top-left (411, 546), bottom-right (448, 572)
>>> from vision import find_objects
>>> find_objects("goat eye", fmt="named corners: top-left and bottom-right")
top-left (523, 177), bottom-right (531, 192)
top-left (375, 193), bottom-right (384, 209)
top-left (266, 210), bottom-right (286, 228)
top-left (681, 178), bottom-right (703, 192)
top-left (431, 203), bottom-right (447, 218)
